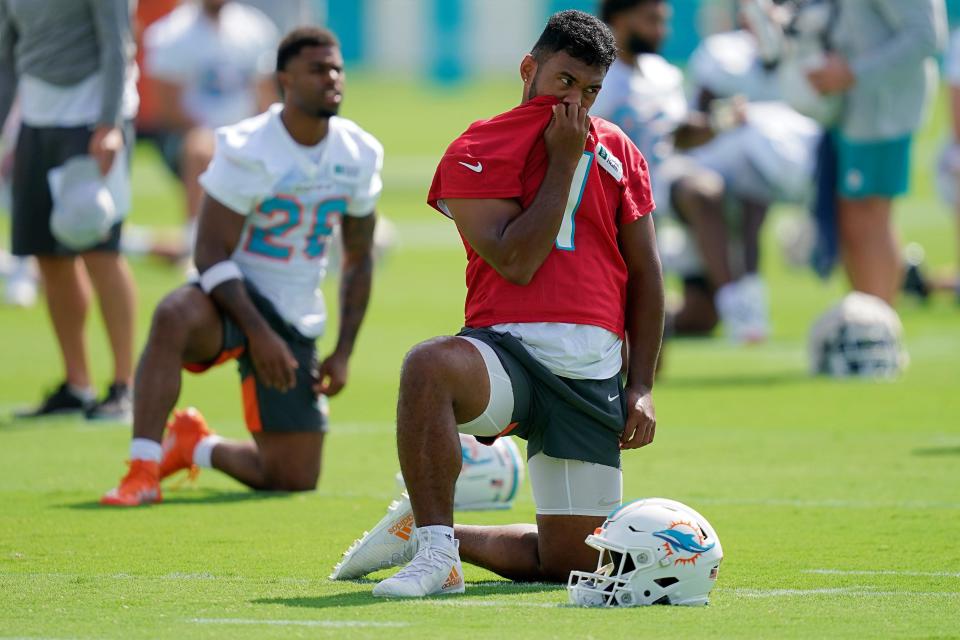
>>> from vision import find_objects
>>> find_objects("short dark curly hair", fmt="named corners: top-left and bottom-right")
top-left (530, 10), bottom-right (617, 69)
top-left (277, 26), bottom-right (340, 72)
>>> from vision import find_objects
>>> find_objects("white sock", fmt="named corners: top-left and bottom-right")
top-left (68, 384), bottom-right (96, 402)
top-left (419, 525), bottom-right (456, 548)
top-left (192, 435), bottom-right (224, 468)
top-left (130, 438), bottom-right (162, 463)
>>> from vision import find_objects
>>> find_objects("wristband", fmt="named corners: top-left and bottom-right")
top-left (199, 260), bottom-right (243, 294)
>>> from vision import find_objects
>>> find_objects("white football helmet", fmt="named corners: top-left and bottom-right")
top-left (568, 498), bottom-right (723, 607)
top-left (396, 434), bottom-right (524, 511)
top-left (809, 292), bottom-right (908, 379)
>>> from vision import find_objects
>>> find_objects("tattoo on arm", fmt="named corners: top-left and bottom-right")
top-left (195, 194), bottom-right (270, 339)
top-left (336, 213), bottom-right (376, 356)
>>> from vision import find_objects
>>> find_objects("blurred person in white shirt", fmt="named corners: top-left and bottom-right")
top-left (144, 0), bottom-right (278, 259)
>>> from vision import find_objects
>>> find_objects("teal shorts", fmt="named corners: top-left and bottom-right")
top-left (837, 134), bottom-right (912, 199)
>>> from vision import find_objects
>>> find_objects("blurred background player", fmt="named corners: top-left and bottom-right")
top-left (332, 11), bottom-right (661, 598)
top-left (0, 0), bottom-right (139, 421)
top-left (143, 0), bottom-right (279, 261)
top-left (678, 3), bottom-right (821, 337)
top-left (806, 0), bottom-right (946, 305)
top-left (101, 27), bottom-right (382, 506)
top-left (591, 0), bottom-right (777, 343)
top-left (0, 99), bottom-right (38, 308)
top-left (238, 0), bottom-right (315, 34)
top-left (934, 23), bottom-right (960, 302)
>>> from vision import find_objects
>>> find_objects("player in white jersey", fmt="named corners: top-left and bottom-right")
top-left (935, 27), bottom-right (960, 301)
top-left (594, 0), bottom-right (774, 342)
top-left (102, 27), bottom-right (382, 506)
top-left (144, 0), bottom-right (279, 260)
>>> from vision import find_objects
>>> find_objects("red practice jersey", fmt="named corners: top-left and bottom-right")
top-left (427, 95), bottom-right (655, 338)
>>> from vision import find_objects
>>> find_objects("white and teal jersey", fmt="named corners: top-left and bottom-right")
top-left (590, 54), bottom-right (688, 173)
top-left (199, 104), bottom-right (383, 338)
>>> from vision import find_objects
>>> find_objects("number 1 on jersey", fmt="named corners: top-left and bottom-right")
top-left (555, 151), bottom-right (593, 251)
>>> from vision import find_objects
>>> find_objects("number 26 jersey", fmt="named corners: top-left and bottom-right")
top-left (199, 103), bottom-right (383, 338)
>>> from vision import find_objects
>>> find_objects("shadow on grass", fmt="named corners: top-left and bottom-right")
top-left (911, 446), bottom-right (960, 457)
top-left (61, 489), bottom-right (295, 510)
top-left (252, 581), bottom-right (564, 609)
top-left (659, 371), bottom-right (808, 389)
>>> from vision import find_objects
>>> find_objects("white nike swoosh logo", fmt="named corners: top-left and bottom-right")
top-left (458, 160), bottom-right (483, 173)
top-left (607, 394), bottom-right (619, 402)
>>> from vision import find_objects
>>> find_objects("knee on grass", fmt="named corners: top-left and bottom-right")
top-left (260, 468), bottom-right (319, 492)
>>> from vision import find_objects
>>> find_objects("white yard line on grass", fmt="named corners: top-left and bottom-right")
top-left (805, 569), bottom-right (960, 579)
top-left (0, 637), bottom-right (81, 640)
top-left (694, 497), bottom-right (960, 510)
top-left (727, 587), bottom-right (960, 598)
top-left (188, 618), bottom-right (408, 628)
top-left (414, 599), bottom-right (562, 608)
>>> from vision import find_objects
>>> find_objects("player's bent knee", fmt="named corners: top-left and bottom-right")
top-left (183, 128), bottom-right (215, 161)
top-left (151, 296), bottom-right (192, 344)
top-left (261, 462), bottom-right (319, 492)
top-left (400, 337), bottom-right (464, 386)
top-left (673, 174), bottom-right (724, 217)
top-left (152, 290), bottom-right (204, 336)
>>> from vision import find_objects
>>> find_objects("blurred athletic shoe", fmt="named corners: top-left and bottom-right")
top-left (3, 256), bottom-right (38, 307)
top-left (85, 383), bottom-right (132, 423)
top-left (100, 459), bottom-right (162, 507)
top-left (15, 382), bottom-right (94, 418)
top-left (901, 243), bottom-right (930, 302)
top-left (716, 276), bottom-right (768, 344)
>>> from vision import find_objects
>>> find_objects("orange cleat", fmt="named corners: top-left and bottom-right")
top-left (159, 407), bottom-right (213, 481)
top-left (100, 460), bottom-right (162, 507)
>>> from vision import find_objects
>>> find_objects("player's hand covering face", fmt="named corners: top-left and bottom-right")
top-left (522, 51), bottom-right (606, 112)
top-left (543, 102), bottom-right (590, 168)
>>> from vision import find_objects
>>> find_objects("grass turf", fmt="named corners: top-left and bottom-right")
top-left (1, 73), bottom-right (958, 639)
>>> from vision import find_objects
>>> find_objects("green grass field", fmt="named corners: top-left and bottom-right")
top-left (1, 74), bottom-right (959, 639)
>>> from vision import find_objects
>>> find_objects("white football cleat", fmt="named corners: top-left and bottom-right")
top-left (372, 529), bottom-right (464, 598)
top-left (736, 274), bottom-right (770, 342)
top-left (715, 277), bottom-right (768, 344)
top-left (330, 493), bottom-right (418, 580)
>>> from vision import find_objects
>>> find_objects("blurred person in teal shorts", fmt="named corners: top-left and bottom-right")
top-left (807, 0), bottom-right (946, 305)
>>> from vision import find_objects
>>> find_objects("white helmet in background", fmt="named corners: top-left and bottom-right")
top-left (809, 292), bottom-right (908, 379)
top-left (396, 434), bottom-right (524, 511)
top-left (568, 498), bottom-right (723, 607)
